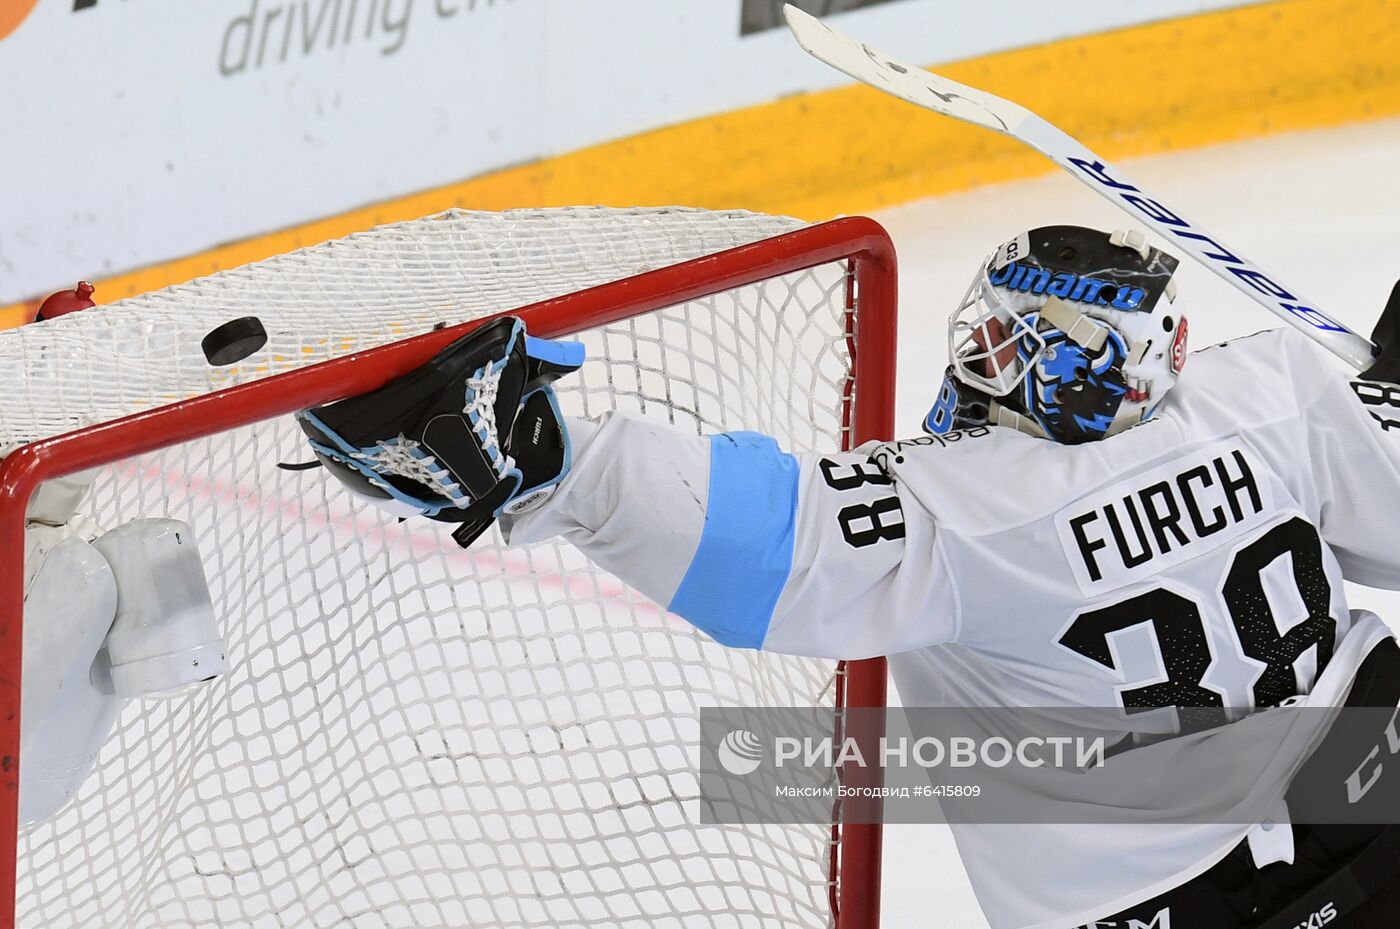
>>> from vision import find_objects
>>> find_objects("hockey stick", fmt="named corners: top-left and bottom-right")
top-left (783, 4), bottom-right (1376, 370)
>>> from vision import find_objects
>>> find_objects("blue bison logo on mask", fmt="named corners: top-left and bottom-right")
top-left (1010, 319), bottom-right (1130, 444)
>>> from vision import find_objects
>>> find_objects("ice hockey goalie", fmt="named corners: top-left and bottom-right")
top-left (304, 226), bottom-right (1400, 929)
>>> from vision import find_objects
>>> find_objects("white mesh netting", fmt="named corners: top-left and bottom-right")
top-left (2, 207), bottom-right (866, 929)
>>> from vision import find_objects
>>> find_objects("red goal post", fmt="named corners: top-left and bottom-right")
top-left (0, 212), bottom-right (895, 929)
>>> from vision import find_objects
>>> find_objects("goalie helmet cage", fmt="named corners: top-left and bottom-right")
top-left (0, 207), bottom-right (895, 929)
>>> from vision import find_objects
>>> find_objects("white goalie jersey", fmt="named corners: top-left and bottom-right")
top-left (504, 327), bottom-right (1400, 929)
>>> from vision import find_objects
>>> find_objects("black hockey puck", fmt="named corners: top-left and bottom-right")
top-left (202, 316), bottom-right (268, 366)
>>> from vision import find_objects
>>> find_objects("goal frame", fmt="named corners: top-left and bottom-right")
top-left (0, 215), bottom-right (897, 929)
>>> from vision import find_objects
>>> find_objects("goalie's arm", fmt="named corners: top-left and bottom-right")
top-left (501, 412), bottom-right (958, 659)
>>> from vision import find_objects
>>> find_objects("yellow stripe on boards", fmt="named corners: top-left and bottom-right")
top-left (5, 0), bottom-right (1398, 330)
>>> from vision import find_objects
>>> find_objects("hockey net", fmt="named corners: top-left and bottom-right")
top-left (0, 207), bottom-right (895, 929)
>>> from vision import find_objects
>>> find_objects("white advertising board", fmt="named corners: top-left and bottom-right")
top-left (0, 0), bottom-right (1252, 302)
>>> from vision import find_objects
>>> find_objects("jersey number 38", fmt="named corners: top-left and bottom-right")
top-left (1057, 517), bottom-right (1335, 724)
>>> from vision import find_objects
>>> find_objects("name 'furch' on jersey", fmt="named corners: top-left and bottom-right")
top-left (1067, 449), bottom-right (1264, 583)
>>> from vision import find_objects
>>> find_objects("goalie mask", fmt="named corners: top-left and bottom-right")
top-left (925, 225), bottom-right (1186, 444)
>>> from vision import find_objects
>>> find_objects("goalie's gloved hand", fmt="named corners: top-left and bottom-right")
top-left (294, 316), bottom-right (583, 548)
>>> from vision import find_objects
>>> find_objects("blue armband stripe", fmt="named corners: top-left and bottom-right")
top-left (667, 432), bottom-right (797, 649)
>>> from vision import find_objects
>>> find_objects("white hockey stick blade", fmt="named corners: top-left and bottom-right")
top-left (783, 4), bottom-right (1375, 370)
